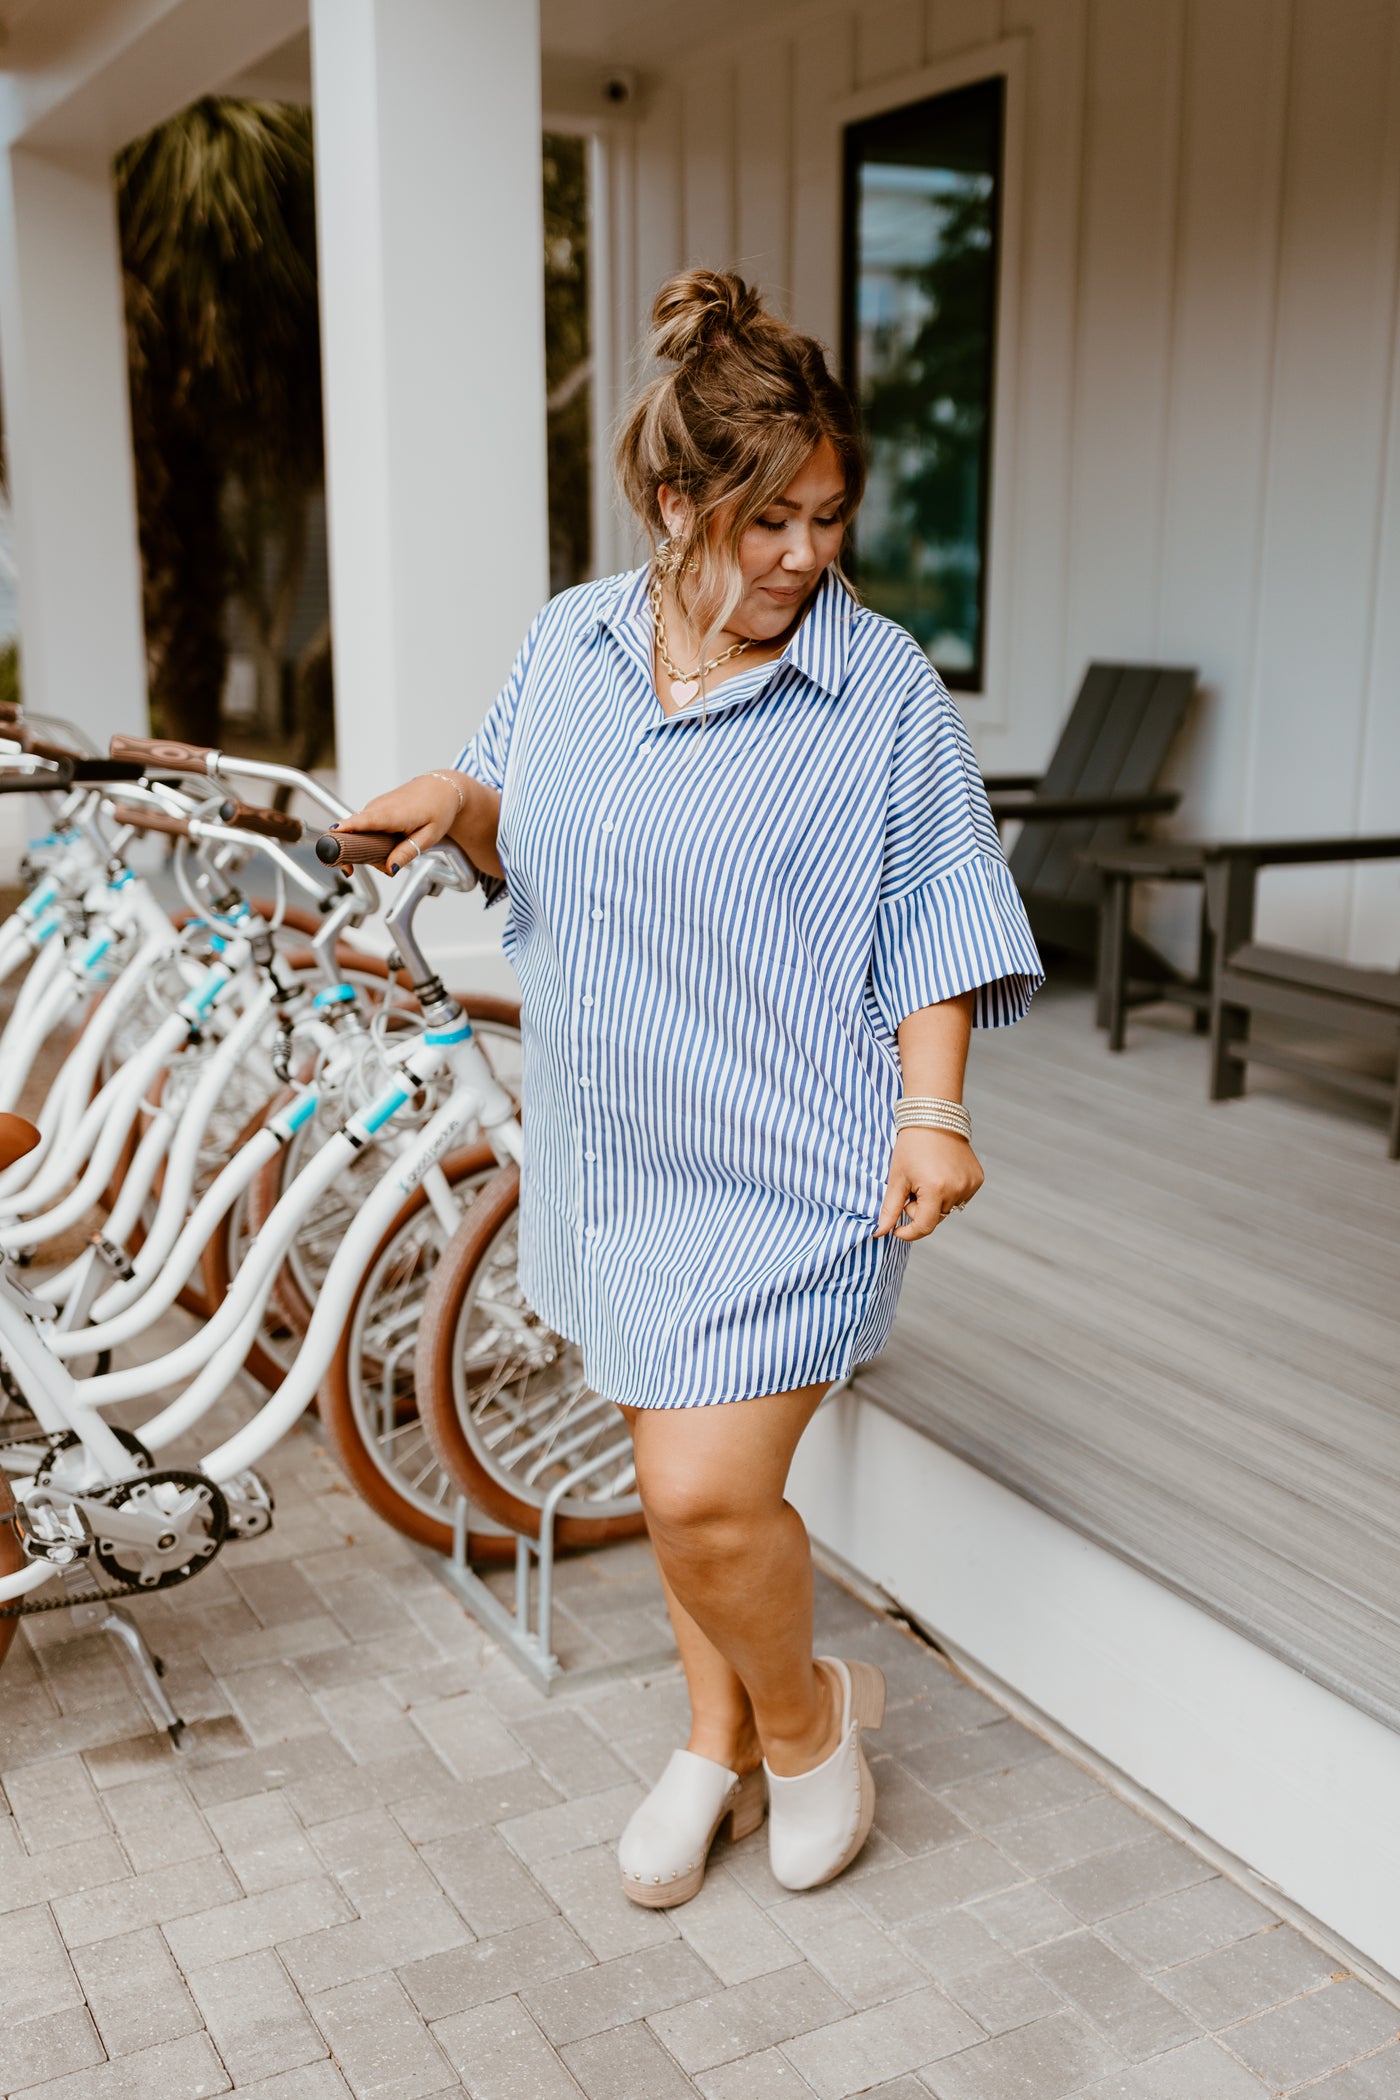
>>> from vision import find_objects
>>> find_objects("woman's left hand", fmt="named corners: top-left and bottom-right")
top-left (874, 1128), bottom-right (985, 1242)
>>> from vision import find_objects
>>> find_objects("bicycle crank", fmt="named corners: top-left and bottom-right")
top-left (87, 1470), bottom-right (230, 1590)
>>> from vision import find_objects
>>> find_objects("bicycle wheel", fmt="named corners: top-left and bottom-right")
top-left (415, 1163), bottom-right (645, 1548)
top-left (0, 1470), bottom-right (24, 1669)
top-left (317, 1143), bottom-right (514, 1559)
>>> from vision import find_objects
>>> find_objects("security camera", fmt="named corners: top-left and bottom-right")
top-left (599, 69), bottom-right (637, 108)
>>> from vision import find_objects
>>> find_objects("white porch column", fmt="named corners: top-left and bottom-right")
top-left (0, 146), bottom-right (147, 745)
top-left (309, 0), bottom-right (549, 809)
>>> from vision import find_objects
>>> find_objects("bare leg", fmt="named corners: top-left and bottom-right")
top-left (624, 1385), bottom-right (840, 1778)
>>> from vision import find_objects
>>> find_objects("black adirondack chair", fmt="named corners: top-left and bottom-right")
top-left (984, 661), bottom-right (1198, 971)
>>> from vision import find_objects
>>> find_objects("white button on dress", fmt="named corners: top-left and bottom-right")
top-left (454, 566), bottom-right (1042, 1410)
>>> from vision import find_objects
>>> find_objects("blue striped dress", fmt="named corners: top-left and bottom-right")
top-left (454, 564), bottom-right (1042, 1408)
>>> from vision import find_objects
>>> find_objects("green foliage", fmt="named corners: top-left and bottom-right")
top-left (0, 637), bottom-right (18, 713)
top-left (543, 133), bottom-right (591, 592)
top-left (117, 99), bottom-right (323, 746)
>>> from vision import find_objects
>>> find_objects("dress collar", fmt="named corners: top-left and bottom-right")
top-left (595, 564), bottom-right (855, 702)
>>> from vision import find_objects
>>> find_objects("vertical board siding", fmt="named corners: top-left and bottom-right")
top-left (600, 0), bottom-right (1400, 961)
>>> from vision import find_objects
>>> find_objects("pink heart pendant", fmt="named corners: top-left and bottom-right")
top-left (670, 678), bottom-right (700, 706)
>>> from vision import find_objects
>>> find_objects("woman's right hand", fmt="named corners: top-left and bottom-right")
top-left (333, 772), bottom-right (466, 876)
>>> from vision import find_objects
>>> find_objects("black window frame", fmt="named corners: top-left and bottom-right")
top-left (840, 74), bottom-right (1007, 693)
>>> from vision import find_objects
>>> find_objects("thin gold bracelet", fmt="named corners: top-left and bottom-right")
top-left (427, 770), bottom-right (467, 817)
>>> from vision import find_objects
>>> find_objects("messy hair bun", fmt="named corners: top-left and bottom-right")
top-left (616, 269), bottom-right (865, 641)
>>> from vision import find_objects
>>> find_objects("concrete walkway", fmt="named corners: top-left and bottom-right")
top-left (2, 1414), bottom-right (1397, 2100)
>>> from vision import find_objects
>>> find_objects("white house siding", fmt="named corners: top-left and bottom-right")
top-left (596, 0), bottom-right (1400, 967)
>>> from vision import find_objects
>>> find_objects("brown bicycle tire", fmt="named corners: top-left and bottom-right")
top-left (414, 1162), bottom-right (646, 1549)
top-left (316, 1144), bottom-right (516, 1563)
top-left (0, 1471), bottom-right (23, 1668)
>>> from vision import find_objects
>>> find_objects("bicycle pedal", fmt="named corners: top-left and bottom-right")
top-left (222, 1470), bottom-right (275, 1540)
top-left (15, 1493), bottom-right (93, 1566)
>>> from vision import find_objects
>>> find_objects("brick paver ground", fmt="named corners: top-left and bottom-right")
top-left (3, 1403), bottom-right (1397, 2100)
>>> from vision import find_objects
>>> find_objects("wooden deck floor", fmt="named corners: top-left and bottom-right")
top-left (864, 984), bottom-right (1400, 1733)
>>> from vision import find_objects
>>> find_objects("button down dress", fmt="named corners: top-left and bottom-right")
top-left (454, 565), bottom-right (1042, 1409)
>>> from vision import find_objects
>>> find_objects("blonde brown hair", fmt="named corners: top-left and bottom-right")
top-left (615, 269), bottom-right (865, 641)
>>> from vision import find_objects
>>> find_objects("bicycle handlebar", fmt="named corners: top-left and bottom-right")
top-left (110, 799), bottom-right (191, 839)
top-left (217, 799), bottom-right (304, 846)
top-left (315, 828), bottom-right (401, 867)
top-left (109, 734), bottom-right (214, 774)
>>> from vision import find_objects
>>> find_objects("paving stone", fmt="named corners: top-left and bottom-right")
top-left (779, 1985), bottom-right (985, 2098)
top-left (693, 2049), bottom-right (817, 2099)
top-left (6, 2029), bottom-right (231, 2100)
top-left (312, 1679), bottom-right (424, 1763)
top-left (1160, 1921), bottom-right (1337, 2027)
top-left (1026, 1931), bottom-right (1201, 2060)
top-left (2, 1752), bottom-right (110, 1849)
top-left (1046, 1835), bottom-right (1215, 1925)
top-left (920, 2009), bottom-right (1126, 2098)
top-left (224, 2065), bottom-right (353, 2100)
top-left (499, 1782), bottom-right (643, 1867)
top-left (295, 1632), bottom-right (445, 1694)
top-left (205, 1791), bottom-right (322, 1893)
top-left (400, 1915), bottom-right (594, 2020)
top-left (311, 1807), bottom-right (442, 1914)
top-left (899, 1910), bottom-right (1062, 2036)
top-left (37, 1634), bottom-right (133, 1714)
top-left (186, 1731), bottom-right (358, 1811)
top-left (421, 1823), bottom-right (560, 1935)
top-left (647, 1960), bottom-right (848, 2072)
top-left (896, 1721), bottom-right (1052, 1793)
top-left (279, 1893), bottom-right (473, 1996)
top-left (532, 1842), bottom-right (680, 1961)
top-left (224, 1663), bottom-right (327, 1746)
top-left (390, 1765), bottom-right (562, 1846)
top-left (201, 1615), bottom-right (353, 1675)
top-left (71, 1924), bottom-right (202, 2054)
top-left (937, 1756), bottom-right (1104, 1834)
top-left (309, 1971), bottom-right (455, 2100)
top-left (867, 1758), bottom-right (972, 1855)
top-left (411, 1693), bottom-right (532, 1784)
top-left (163, 1875), bottom-right (352, 1967)
top-left (969, 1882), bottom-right (1082, 1953)
top-left (1302, 2044), bottom-right (1400, 2096)
top-left (0, 2005), bottom-right (105, 2091)
top-left (1224, 1979), bottom-right (1400, 2090)
top-left (772, 1886), bottom-right (926, 2010)
top-left (302, 1566), bottom-right (422, 1643)
top-left (188, 1947), bottom-right (328, 2085)
top-left (82, 1715), bottom-right (249, 1789)
top-left (874, 1687), bottom-right (1006, 1757)
top-left (288, 1748), bottom-right (456, 1825)
top-left (526, 1939), bottom-right (717, 2048)
top-left (430, 1993), bottom-right (585, 2099)
top-left (1, 1901), bottom-right (84, 2021)
top-left (1077, 2036), bottom-right (1272, 2095)
top-left (994, 1795), bottom-right (1148, 1877)
top-left (1097, 1877), bottom-right (1275, 1973)
top-left (851, 1839), bottom-right (1025, 1926)
top-left (101, 1771), bottom-right (219, 1874)
top-left (50, 1852), bottom-right (240, 1946)
top-left (509, 1710), bottom-right (634, 1798)
top-left (229, 1560), bottom-right (328, 1627)
top-left (561, 2019), bottom-right (699, 2098)
top-left (673, 1864), bottom-right (805, 1986)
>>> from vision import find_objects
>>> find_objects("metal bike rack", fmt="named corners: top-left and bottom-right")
top-left (428, 1432), bottom-right (676, 1694)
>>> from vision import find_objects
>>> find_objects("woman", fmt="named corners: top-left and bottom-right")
top-left (338, 270), bottom-right (1042, 1906)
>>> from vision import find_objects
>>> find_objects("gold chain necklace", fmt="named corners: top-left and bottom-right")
top-left (650, 576), bottom-right (752, 707)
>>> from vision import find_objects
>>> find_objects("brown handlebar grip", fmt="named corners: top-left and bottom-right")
top-left (20, 731), bottom-right (84, 763)
top-left (109, 800), bottom-right (192, 840)
top-left (0, 701), bottom-right (20, 724)
top-left (315, 828), bottom-right (402, 867)
top-left (216, 798), bottom-right (304, 845)
top-left (109, 734), bottom-right (214, 775)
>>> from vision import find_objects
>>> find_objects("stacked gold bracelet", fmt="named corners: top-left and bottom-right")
top-left (894, 1097), bottom-right (972, 1142)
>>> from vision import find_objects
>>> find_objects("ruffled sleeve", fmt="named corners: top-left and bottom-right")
top-left (869, 664), bottom-right (1043, 1032)
top-left (450, 610), bottom-right (543, 905)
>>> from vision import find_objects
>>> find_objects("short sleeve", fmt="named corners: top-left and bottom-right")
top-left (869, 666), bottom-right (1044, 1031)
top-left (449, 610), bottom-right (543, 905)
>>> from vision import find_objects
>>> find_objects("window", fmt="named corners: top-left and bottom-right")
top-left (543, 131), bottom-right (592, 593)
top-left (842, 78), bottom-right (1004, 690)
